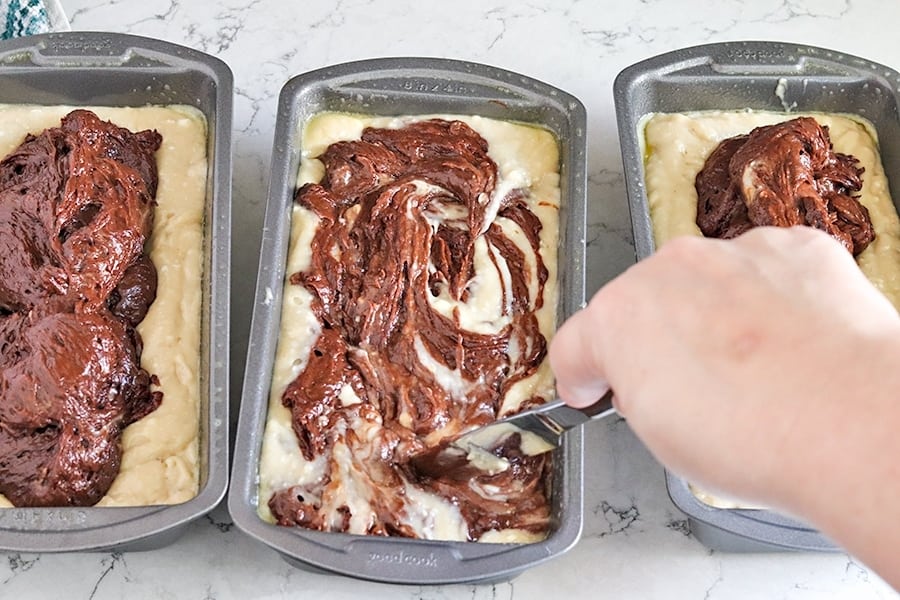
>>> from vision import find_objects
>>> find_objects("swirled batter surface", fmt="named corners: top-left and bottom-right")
top-left (259, 113), bottom-right (561, 542)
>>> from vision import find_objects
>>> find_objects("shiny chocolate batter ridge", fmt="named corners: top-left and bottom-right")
top-left (269, 119), bottom-right (554, 540)
top-left (0, 110), bottom-right (163, 506)
top-left (695, 116), bottom-right (875, 255)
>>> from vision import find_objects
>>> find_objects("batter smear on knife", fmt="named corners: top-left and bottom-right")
top-left (695, 116), bottom-right (875, 254)
top-left (268, 119), bottom-right (554, 540)
top-left (0, 110), bottom-right (163, 507)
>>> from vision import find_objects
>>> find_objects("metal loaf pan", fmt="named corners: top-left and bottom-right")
top-left (0, 32), bottom-right (232, 552)
top-left (614, 41), bottom-right (900, 551)
top-left (229, 58), bottom-right (587, 584)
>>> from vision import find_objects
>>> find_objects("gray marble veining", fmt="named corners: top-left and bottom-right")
top-left (0, 0), bottom-right (897, 598)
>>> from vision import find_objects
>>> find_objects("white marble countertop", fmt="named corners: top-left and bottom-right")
top-left (2, 0), bottom-right (899, 598)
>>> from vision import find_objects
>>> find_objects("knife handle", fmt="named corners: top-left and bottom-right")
top-left (535, 389), bottom-right (617, 432)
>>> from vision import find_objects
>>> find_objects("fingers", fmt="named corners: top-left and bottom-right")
top-left (549, 227), bottom-right (857, 412)
top-left (734, 227), bottom-right (897, 322)
top-left (549, 292), bottom-right (617, 408)
top-left (549, 236), bottom-right (700, 410)
top-left (733, 226), bottom-right (851, 268)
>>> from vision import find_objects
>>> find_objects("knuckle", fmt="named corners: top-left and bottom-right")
top-left (655, 235), bottom-right (707, 260)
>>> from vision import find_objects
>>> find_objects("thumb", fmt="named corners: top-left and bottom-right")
top-left (549, 302), bottom-right (611, 408)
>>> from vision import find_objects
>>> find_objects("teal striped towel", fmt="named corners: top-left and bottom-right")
top-left (1, 0), bottom-right (69, 40)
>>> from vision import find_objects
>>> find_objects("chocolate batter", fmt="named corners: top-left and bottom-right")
top-left (695, 116), bottom-right (875, 255)
top-left (269, 119), bottom-right (553, 540)
top-left (0, 110), bottom-right (162, 506)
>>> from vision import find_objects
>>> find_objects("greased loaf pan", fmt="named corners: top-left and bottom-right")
top-left (229, 57), bottom-right (588, 584)
top-left (614, 40), bottom-right (900, 552)
top-left (0, 32), bottom-right (231, 552)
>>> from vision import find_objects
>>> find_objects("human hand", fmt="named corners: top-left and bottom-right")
top-left (549, 226), bottom-right (900, 509)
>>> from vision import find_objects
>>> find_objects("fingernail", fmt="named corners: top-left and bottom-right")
top-left (558, 380), bottom-right (610, 408)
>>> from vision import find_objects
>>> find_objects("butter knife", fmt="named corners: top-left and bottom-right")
top-left (487, 388), bottom-right (616, 446)
top-left (409, 390), bottom-right (616, 479)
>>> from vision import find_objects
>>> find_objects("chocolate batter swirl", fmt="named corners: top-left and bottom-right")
top-left (695, 116), bottom-right (875, 255)
top-left (0, 110), bottom-right (162, 506)
top-left (269, 119), bottom-right (554, 540)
